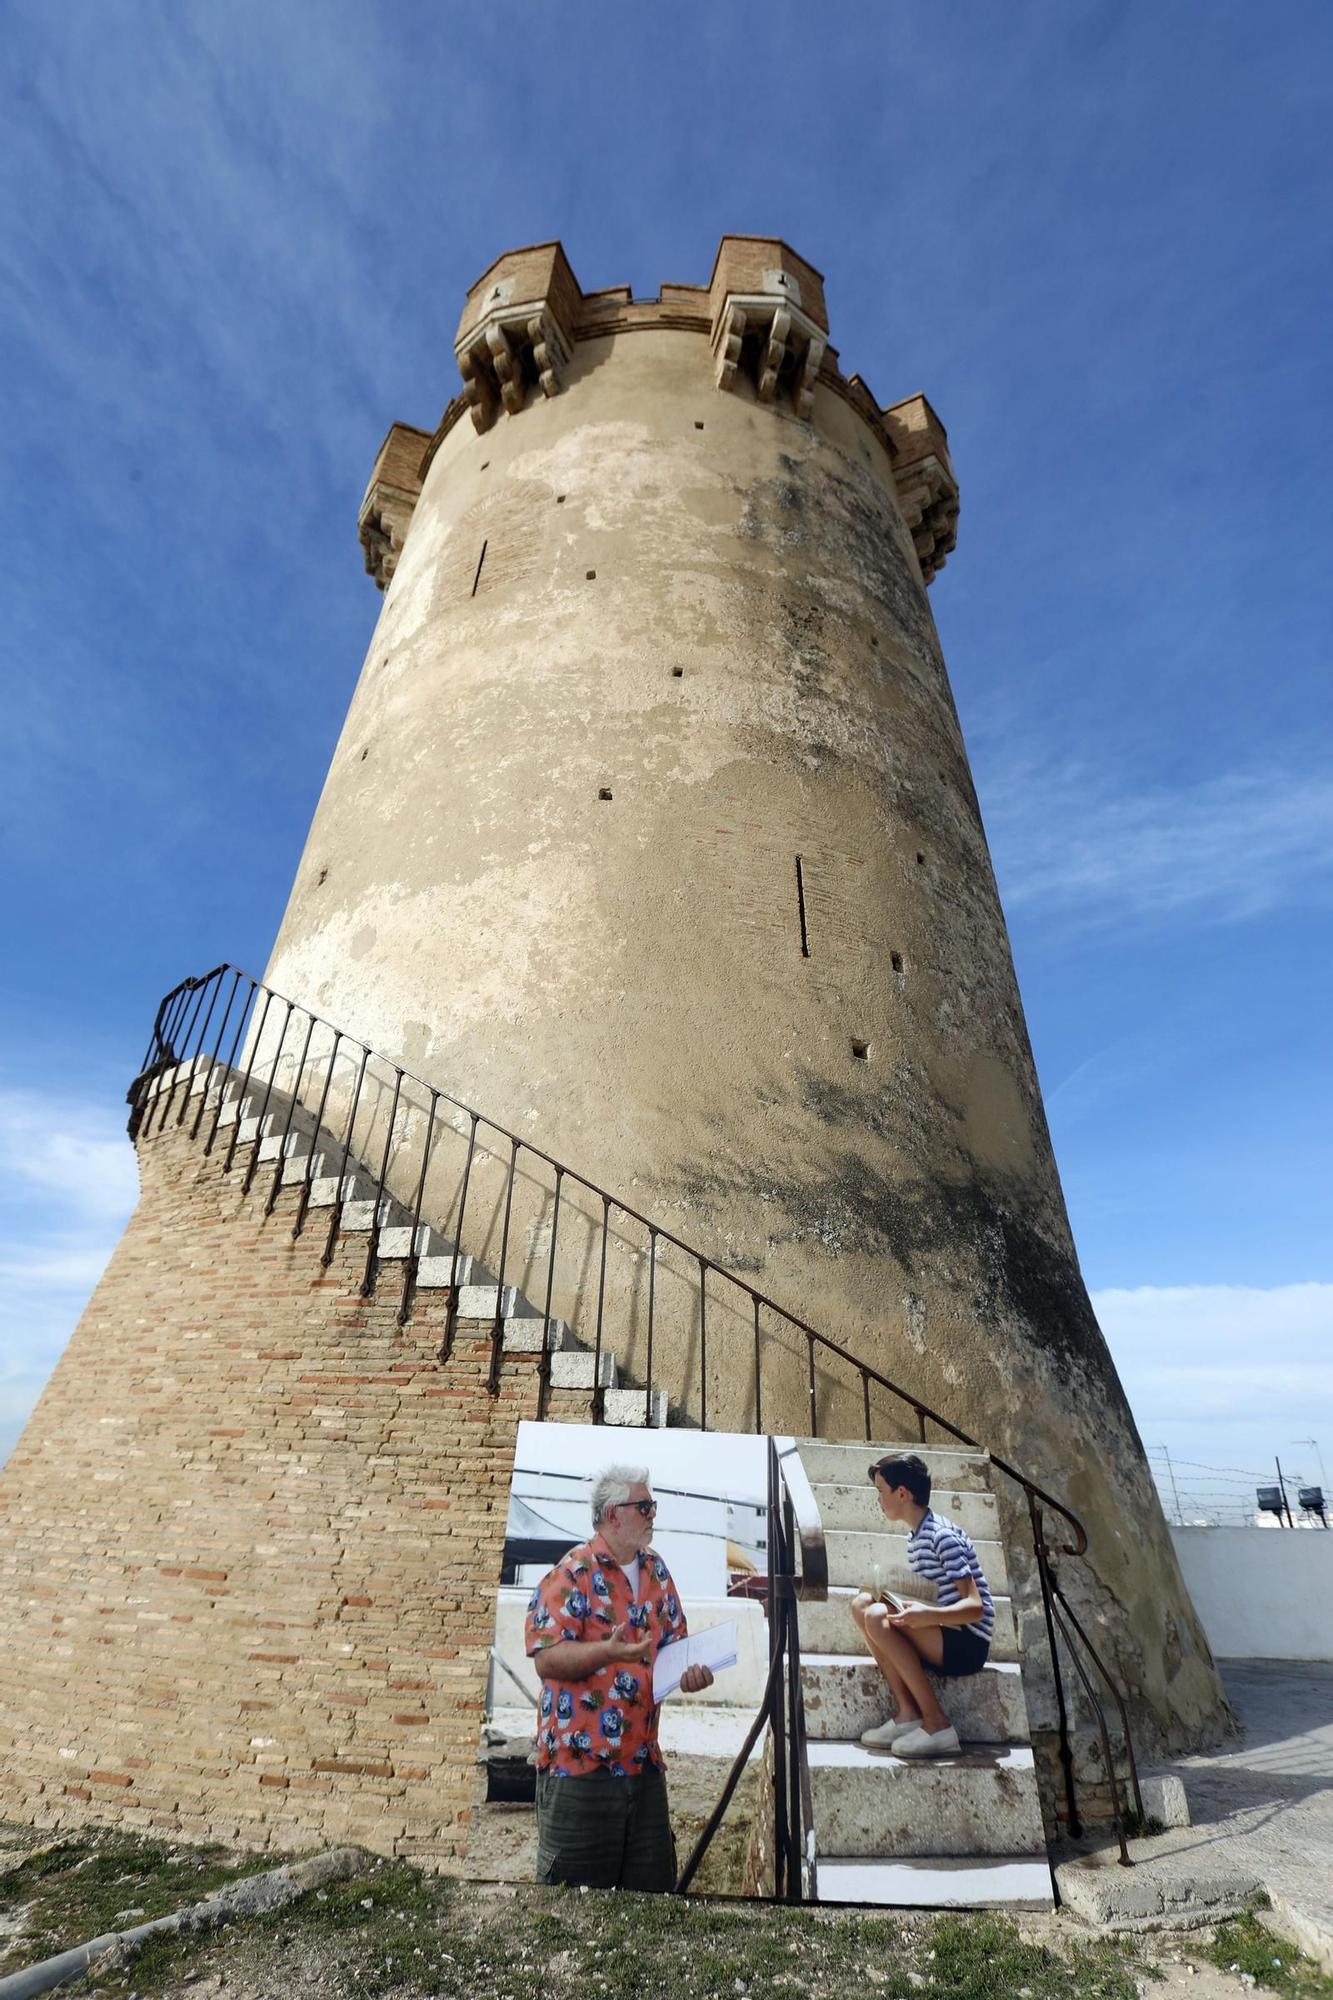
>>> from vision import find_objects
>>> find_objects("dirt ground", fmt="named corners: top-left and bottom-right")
top-left (465, 1752), bottom-right (759, 1895)
top-left (4, 1824), bottom-right (1333, 2000)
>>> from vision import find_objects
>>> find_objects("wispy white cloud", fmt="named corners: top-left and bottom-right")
top-left (1092, 1282), bottom-right (1333, 1499)
top-left (0, 1089), bottom-right (136, 1469)
top-left (984, 763), bottom-right (1333, 927)
top-left (0, 1092), bottom-right (139, 1222)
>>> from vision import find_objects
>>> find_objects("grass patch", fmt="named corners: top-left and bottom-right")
top-left (1204, 1913), bottom-right (1333, 1998)
top-left (0, 1830), bottom-right (273, 1976)
top-left (62, 1860), bottom-right (1154, 2000)
top-left (78, 1862), bottom-right (505, 1999)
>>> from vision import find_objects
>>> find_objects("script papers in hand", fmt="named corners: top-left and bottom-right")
top-left (652, 1620), bottom-right (739, 1700)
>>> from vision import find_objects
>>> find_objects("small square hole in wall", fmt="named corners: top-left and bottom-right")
top-left (556, 494), bottom-right (566, 504)
top-left (916, 852), bottom-right (926, 866)
top-left (671, 666), bottom-right (684, 678)
top-left (598, 787), bottom-right (613, 802)
top-left (891, 950), bottom-right (903, 974)
top-left (851, 1038), bottom-right (870, 1061)
top-left (586, 569), bottom-right (597, 581)
top-left (694, 421), bottom-right (705, 430)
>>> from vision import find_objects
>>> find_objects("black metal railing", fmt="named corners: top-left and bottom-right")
top-left (129, 961), bottom-right (1141, 1858)
top-left (677, 1438), bottom-right (814, 1900)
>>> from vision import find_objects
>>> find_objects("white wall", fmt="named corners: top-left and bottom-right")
top-left (1171, 1526), bottom-right (1333, 1659)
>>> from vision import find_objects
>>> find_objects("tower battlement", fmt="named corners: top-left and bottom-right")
top-left (358, 235), bottom-right (958, 590)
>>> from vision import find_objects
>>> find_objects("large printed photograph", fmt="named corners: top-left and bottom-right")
top-left (469, 1422), bottom-right (771, 1897)
top-left (466, 1423), bottom-right (1034, 1903)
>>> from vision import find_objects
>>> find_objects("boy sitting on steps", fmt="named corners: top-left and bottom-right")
top-left (850, 1451), bottom-right (994, 1758)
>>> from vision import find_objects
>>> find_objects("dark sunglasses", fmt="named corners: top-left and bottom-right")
top-left (618, 1498), bottom-right (657, 1517)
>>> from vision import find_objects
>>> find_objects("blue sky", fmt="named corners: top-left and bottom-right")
top-left (2, 2), bottom-right (1330, 1516)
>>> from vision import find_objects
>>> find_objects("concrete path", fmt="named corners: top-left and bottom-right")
top-left (1058, 1659), bottom-right (1333, 1965)
top-left (1171, 1659), bottom-right (1333, 1961)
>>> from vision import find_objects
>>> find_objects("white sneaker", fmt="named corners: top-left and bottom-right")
top-left (892, 1724), bottom-right (961, 1758)
top-left (859, 1716), bottom-right (920, 1748)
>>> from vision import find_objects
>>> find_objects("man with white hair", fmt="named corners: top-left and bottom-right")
top-left (525, 1462), bottom-right (714, 1890)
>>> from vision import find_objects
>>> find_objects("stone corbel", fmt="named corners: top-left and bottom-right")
top-left (455, 303), bottom-right (572, 434)
top-left (357, 423), bottom-right (429, 591)
top-left (714, 305), bottom-right (747, 391)
top-left (711, 293), bottom-right (827, 419)
top-left (882, 396), bottom-right (960, 586)
top-left (757, 307), bottom-right (791, 402)
top-left (893, 459), bottom-right (959, 584)
top-left (358, 486), bottom-right (417, 591)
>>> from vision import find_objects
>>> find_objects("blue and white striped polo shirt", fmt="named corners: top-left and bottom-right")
top-left (905, 1508), bottom-right (995, 1642)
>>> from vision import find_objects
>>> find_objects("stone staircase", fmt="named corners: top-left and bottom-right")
top-left (790, 1439), bottom-right (1054, 1909)
top-left (151, 1056), bottom-right (669, 1425)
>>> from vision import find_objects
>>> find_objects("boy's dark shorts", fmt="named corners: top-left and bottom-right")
top-left (935, 1625), bottom-right (990, 1678)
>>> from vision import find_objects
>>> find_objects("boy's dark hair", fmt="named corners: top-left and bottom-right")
top-left (868, 1453), bottom-right (931, 1506)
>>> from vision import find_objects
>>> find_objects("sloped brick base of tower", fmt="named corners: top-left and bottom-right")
top-left (0, 1115), bottom-right (590, 1859)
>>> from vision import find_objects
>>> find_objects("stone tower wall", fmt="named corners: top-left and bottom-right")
top-left (259, 237), bottom-right (1222, 1753)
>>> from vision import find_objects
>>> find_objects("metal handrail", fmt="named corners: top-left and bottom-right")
top-left (129, 961), bottom-right (1142, 1848)
top-left (771, 1437), bottom-right (828, 1602)
top-left (677, 1438), bottom-right (814, 1899)
top-left (131, 965), bottom-right (1087, 1533)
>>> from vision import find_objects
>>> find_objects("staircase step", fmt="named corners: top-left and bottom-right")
top-left (454, 1283), bottom-right (535, 1321)
top-left (600, 1388), bottom-right (668, 1428)
top-left (342, 1197), bottom-right (407, 1231)
top-left (816, 1855), bottom-right (1052, 1909)
top-left (306, 1149), bottom-right (377, 1181)
top-left (259, 1109), bottom-right (317, 1139)
top-left (797, 1588), bottom-right (1018, 1664)
top-left (822, 1529), bottom-right (1008, 1597)
top-left (549, 1350), bottom-right (618, 1391)
top-left (800, 1656), bottom-right (1029, 1745)
top-left (211, 1085), bottom-right (266, 1129)
top-left (811, 1483), bottom-right (999, 1540)
top-left (255, 1127), bottom-right (317, 1163)
top-left (500, 1317), bottom-right (572, 1354)
top-left (796, 1441), bottom-right (992, 1493)
top-left (415, 1254), bottom-right (497, 1291)
top-left (304, 1173), bottom-right (377, 1207)
top-left (376, 1224), bottom-right (448, 1260)
top-left (805, 1740), bottom-right (1045, 1859)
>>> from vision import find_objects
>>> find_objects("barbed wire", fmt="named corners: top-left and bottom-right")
top-left (1144, 1447), bottom-right (1326, 1526)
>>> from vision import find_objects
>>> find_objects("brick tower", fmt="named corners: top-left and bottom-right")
top-left (0, 237), bottom-right (1225, 1866)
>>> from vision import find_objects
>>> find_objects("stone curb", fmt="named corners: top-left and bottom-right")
top-left (1054, 1854), bottom-right (1263, 1933)
top-left (1268, 1892), bottom-right (1333, 1975)
top-left (0, 1845), bottom-right (371, 2000)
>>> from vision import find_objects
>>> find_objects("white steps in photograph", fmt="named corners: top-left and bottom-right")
top-left (822, 1527), bottom-right (1011, 1598)
top-left (801, 1655), bottom-right (1030, 1746)
top-left (806, 1740), bottom-right (1045, 1860)
top-left (788, 1437), bottom-right (1052, 1911)
top-left (796, 1441), bottom-right (993, 1493)
top-left (816, 1855), bottom-right (1054, 1910)
top-left (796, 1585), bottom-right (1020, 1665)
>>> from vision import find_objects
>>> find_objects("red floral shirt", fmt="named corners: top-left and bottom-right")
top-left (524, 1535), bottom-right (688, 1777)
